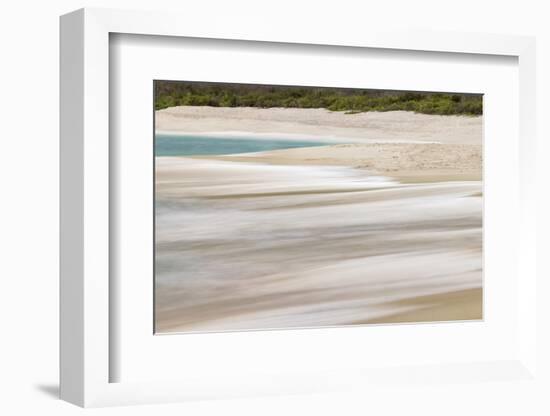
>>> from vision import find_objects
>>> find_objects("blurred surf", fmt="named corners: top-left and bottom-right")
top-left (154, 157), bottom-right (482, 333)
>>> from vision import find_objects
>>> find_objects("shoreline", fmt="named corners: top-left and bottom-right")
top-left (155, 130), bottom-right (442, 145)
top-left (156, 106), bottom-right (482, 182)
top-left (188, 142), bottom-right (482, 183)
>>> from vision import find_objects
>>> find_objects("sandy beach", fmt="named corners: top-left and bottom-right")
top-left (156, 106), bottom-right (482, 145)
top-left (211, 142), bottom-right (481, 183)
top-left (154, 107), bottom-right (483, 333)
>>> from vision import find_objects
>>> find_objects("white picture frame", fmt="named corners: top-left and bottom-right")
top-left (60, 7), bottom-right (538, 408)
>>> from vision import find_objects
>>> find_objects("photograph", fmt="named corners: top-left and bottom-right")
top-left (154, 81), bottom-right (483, 334)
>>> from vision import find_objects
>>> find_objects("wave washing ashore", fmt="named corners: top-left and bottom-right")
top-left (154, 107), bottom-right (483, 333)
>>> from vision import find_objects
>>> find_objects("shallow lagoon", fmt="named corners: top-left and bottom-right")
top-left (155, 134), bottom-right (329, 156)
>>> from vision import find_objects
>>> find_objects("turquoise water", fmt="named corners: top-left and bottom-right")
top-left (155, 134), bottom-right (329, 156)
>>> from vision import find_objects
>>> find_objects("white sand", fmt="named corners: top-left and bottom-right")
top-left (156, 106), bottom-right (482, 145)
top-left (212, 142), bottom-right (482, 182)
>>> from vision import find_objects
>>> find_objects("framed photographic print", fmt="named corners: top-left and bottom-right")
top-left (153, 80), bottom-right (483, 334)
top-left (60, 8), bottom-right (539, 408)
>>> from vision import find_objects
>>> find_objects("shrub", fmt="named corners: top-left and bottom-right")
top-left (154, 81), bottom-right (483, 116)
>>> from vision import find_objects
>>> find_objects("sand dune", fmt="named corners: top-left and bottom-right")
top-left (156, 106), bottom-right (482, 145)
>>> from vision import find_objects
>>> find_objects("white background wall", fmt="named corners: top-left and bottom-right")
top-left (0, 0), bottom-right (548, 414)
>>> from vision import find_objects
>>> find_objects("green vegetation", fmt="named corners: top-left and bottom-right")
top-left (155, 81), bottom-right (482, 116)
